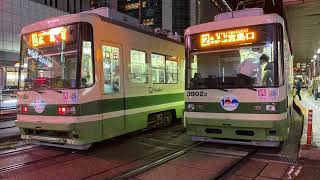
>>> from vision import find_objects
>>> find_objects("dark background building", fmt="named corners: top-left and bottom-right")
top-left (31, 0), bottom-right (117, 14)
top-left (117, 0), bottom-right (162, 29)
top-left (33, 0), bottom-right (192, 35)
top-left (173, 0), bottom-right (190, 36)
top-left (117, 0), bottom-right (191, 35)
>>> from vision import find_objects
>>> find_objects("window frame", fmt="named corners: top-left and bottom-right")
top-left (151, 53), bottom-right (166, 84)
top-left (190, 55), bottom-right (198, 79)
top-left (186, 23), bottom-right (283, 90)
top-left (186, 45), bottom-right (279, 90)
top-left (276, 23), bottom-right (285, 87)
top-left (18, 22), bottom-right (94, 90)
top-left (151, 52), bottom-right (180, 84)
top-left (102, 45), bottom-right (121, 94)
top-left (130, 49), bottom-right (148, 84)
top-left (79, 22), bottom-right (95, 88)
top-left (165, 58), bottom-right (179, 84)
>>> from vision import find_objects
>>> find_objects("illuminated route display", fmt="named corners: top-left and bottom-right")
top-left (200, 28), bottom-right (256, 47)
top-left (190, 24), bottom-right (274, 51)
top-left (30, 26), bottom-right (68, 48)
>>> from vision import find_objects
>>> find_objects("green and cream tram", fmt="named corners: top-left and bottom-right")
top-left (16, 8), bottom-right (185, 149)
top-left (184, 8), bottom-right (293, 146)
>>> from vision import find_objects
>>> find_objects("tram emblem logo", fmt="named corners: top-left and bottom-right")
top-left (258, 89), bottom-right (267, 97)
top-left (220, 96), bottom-right (239, 111)
top-left (32, 98), bottom-right (46, 113)
top-left (257, 88), bottom-right (278, 99)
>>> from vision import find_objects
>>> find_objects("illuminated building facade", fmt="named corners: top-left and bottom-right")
top-left (117, 0), bottom-right (190, 35)
top-left (31, 0), bottom-right (118, 14)
top-left (0, 0), bottom-right (67, 91)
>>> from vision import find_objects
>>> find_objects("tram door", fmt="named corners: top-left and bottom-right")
top-left (100, 42), bottom-right (125, 137)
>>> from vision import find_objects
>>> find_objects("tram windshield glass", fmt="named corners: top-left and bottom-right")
top-left (19, 23), bottom-right (93, 90)
top-left (187, 24), bottom-right (281, 90)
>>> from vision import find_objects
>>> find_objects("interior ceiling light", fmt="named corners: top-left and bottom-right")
top-left (317, 48), bottom-right (320, 54)
top-left (313, 54), bottom-right (318, 59)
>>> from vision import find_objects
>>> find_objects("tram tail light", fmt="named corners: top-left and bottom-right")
top-left (20, 106), bottom-right (28, 113)
top-left (58, 106), bottom-right (77, 115)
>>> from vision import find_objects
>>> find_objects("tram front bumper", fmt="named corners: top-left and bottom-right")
top-left (16, 121), bottom-right (74, 132)
top-left (16, 115), bottom-right (103, 146)
top-left (185, 114), bottom-right (289, 142)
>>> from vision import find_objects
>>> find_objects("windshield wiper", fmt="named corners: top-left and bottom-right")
top-left (216, 86), bottom-right (229, 92)
top-left (49, 89), bottom-right (63, 94)
top-left (242, 87), bottom-right (257, 91)
top-left (34, 89), bottom-right (62, 94)
top-left (36, 90), bottom-right (45, 94)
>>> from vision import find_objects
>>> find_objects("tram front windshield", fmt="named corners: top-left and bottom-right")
top-left (188, 44), bottom-right (277, 89)
top-left (187, 23), bottom-right (283, 90)
top-left (19, 23), bottom-right (93, 90)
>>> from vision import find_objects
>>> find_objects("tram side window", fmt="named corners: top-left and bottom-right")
top-left (130, 50), bottom-right (147, 84)
top-left (151, 54), bottom-right (165, 84)
top-left (166, 60), bottom-right (178, 84)
top-left (103, 45), bottom-right (120, 94)
top-left (81, 23), bottom-right (94, 87)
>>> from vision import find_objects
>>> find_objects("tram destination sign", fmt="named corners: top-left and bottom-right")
top-left (190, 24), bottom-right (274, 51)
top-left (28, 26), bottom-right (74, 48)
top-left (200, 28), bottom-right (256, 47)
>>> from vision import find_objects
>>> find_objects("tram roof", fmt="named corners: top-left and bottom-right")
top-left (185, 13), bottom-right (284, 36)
top-left (21, 8), bottom-right (183, 45)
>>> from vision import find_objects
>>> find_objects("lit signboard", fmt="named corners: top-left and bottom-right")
top-left (125, 1), bottom-right (147, 11)
top-left (200, 28), bottom-right (256, 47)
top-left (30, 27), bottom-right (67, 48)
top-left (143, 18), bottom-right (154, 26)
top-left (190, 24), bottom-right (275, 51)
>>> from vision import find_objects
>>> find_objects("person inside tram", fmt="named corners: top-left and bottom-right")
top-left (190, 72), bottom-right (204, 88)
top-left (112, 66), bottom-right (120, 92)
top-left (259, 54), bottom-right (274, 86)
top-left (237, 57), bottom-right (258, 86)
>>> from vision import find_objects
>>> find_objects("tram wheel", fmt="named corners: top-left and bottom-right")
top-left (147, 110), bottom-right (174, 129)
top-left (163, 110), bottom-right (173, 126)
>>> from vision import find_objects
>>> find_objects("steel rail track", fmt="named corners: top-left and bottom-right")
top-left (213, 148), bottom-right (258, 180)
top-left (0, 144), bottom-right (41, 156)
top-left (0, 126), bottom-right (15, 130)
top-left (0, 148), bottom-right (74, 173)
top-left (111, 142), bottom-right (203, 180)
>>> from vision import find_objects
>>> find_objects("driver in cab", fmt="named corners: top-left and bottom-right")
top-left (259, 54), bottom-right (273, 86)
top-left (237, 57), bottom-right (258, 85)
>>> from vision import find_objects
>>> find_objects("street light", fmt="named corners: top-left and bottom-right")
top-left (313, 54), bottom-right (318, 60)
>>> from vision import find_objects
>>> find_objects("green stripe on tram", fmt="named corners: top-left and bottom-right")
top-left (18, 93), bottom-right (185, 116)
top-left (185, 99), bottom-right (287, 114)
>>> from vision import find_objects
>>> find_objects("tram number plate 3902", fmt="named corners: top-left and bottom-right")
top-left (187, 91), bottom-right (208, 97)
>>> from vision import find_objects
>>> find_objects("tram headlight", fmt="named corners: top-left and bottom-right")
top-left (265, 104), bottom-right (276, 112)
top-left (188, 104), bottom-right (195, 111)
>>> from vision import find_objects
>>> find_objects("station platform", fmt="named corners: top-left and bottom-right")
top-left (294, 90), bottom-right (320, 147)
top-left (292, 90), bottom-right (320, 179)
